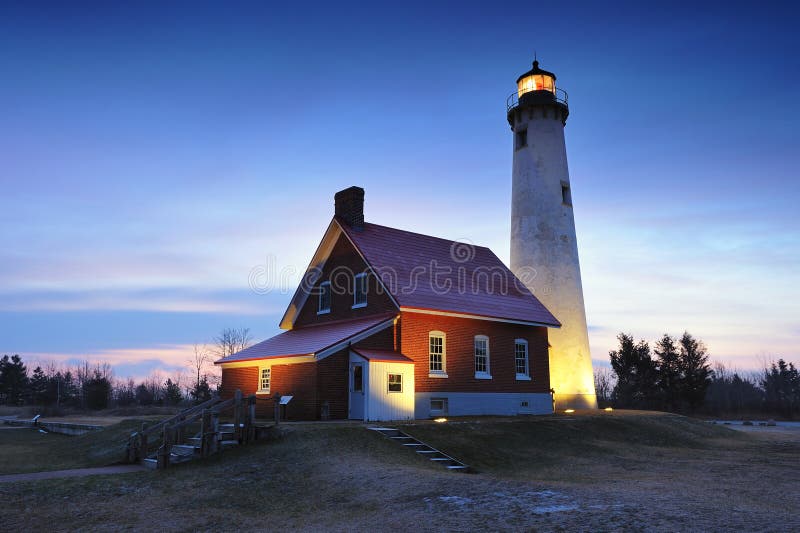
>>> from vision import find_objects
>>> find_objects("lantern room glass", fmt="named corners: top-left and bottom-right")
top-left (517, 74), bottom-right (555, 98)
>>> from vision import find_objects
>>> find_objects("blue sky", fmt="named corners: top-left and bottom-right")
top-left (1, 1), bottom-right (798, 379)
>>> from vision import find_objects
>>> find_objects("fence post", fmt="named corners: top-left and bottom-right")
top-left (234, 389), bottom-right (243, 442)
top-left (246, 394), bottom-right (256, 442)
top-left (210, 412), bottom-right (220, 455)
top-left (200, 409), bottom-right (211, 458)
top-left (273, 393), bottom-right (282, 425)
top-left (140, 432), bottom-right (149, 463)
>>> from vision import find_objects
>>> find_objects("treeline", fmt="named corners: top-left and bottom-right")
top-left (0, 355), bottom-right (214, 410)
top-left (595, 332), bottom-right (800, 418)
top-left (0, 327), bottom-right (252, 412)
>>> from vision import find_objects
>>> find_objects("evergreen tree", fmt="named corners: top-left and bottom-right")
top-left (83, 370), bottom-right (111, 410)
top-left (678, 332), bottom-right (711, 412)
top-left (190, 376), bottom-right (213, 404)
top-left (0, 355), bottom-right (29, 405)
top-left (29, 366), bottom-right (49, 405)
top-left (135, 383), bottom-right (155, 405)
top-left (762, 359), bottom-right (800, 417)
top-left (654, 334), bottom-right (682, 411)
top-left (609, 333), bottom-right (657, 408)
top-left (163, 378), bottom-right (183, 405)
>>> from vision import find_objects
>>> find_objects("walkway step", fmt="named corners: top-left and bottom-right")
top-left (143, 458), bottom-right (158, 470)
top-left (171, 444), bottom-right (199, 456)
top-left (368, 426), bottom-right (470, 473)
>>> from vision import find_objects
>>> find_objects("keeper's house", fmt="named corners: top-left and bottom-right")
top-left (215, 187), bottom-right (560, 421)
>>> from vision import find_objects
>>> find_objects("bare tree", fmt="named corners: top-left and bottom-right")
top-left (213, 328), bottom-right (252, 358)
top-left (188, 343), bottom-right (211, 389)
top-left (594, 367), bottom-right (615, 407)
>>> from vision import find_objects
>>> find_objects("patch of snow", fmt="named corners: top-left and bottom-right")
top-left (438, 496), bottom-right (473, 506)
top-left (531, 504), bottom-right (579, 514)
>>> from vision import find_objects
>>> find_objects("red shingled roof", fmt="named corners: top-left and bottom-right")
top-left (351, 348), bottom-right (414, 363)
top-left (340, 220), bottom-right (560, 327)
top-left (215, 314), bottom-right (396, 364)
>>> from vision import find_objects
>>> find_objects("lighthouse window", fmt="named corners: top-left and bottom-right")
top-left (352, 272), bottom-right (368, 308)
top-left (515, 129), bottom-right (527, 150)
top-left (429, 331), bottom-right (447, 377)
top-left (561, 182), bottom-right (572, 206)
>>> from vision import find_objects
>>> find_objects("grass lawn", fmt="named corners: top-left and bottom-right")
top-left (2, 411), bottom-right (799, 531)
top-left (0, 420), bottom-right (143, 474)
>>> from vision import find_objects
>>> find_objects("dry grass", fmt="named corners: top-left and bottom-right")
top-left (0, 419), bottom-right (144, 474)
top-left (1, 412), bottom-right (799, 531)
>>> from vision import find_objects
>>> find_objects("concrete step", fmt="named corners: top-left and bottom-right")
top-left (221, 439), bottom-right (239, 448)
top-left (142, 458), bottom-right (158, 470)
top-left (171, 444), bottom-right (199, 456)
top-left (185, 437), bottom-right (202, 446)
top-left (368, 426), bottom-right (470, 473)
top-left (169, 453), bottom-right (194, 464)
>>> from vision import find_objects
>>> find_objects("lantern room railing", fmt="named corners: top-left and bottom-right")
top-left (506, 87), bottom-right (568, 112)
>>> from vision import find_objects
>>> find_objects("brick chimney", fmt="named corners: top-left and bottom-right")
top-left (334, 186), bottom-right (365, 230)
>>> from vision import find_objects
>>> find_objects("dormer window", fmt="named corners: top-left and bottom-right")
top-left (352, 272), bottom-right (367, 308)
top-left (318, 281), bottom-right (331, 314)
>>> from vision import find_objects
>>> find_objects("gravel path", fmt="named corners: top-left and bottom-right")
top-left (0, 465), bottom-right (145, 483)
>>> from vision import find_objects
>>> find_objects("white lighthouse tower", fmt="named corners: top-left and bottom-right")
top-left (508, 59), bottom-right (597, 409)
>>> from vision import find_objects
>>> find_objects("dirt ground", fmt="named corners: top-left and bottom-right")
top-left (1, 413), bottom-right (798, 532)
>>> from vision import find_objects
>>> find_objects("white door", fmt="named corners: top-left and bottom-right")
top-left (349, 362), bottom-right (365, 420)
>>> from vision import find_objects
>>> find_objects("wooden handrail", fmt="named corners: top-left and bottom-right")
top-left (139, 396), bottom-right (220, 437)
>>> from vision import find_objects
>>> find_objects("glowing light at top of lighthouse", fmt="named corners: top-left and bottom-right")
top-left (516, 59), bottom-right (556, 99)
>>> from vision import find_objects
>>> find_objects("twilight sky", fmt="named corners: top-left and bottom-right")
top-left (1, 1), bottom-right (798, 381)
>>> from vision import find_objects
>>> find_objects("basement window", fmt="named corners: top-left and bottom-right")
top-left (515, 128), bottom-right (527, 150)
top-left (430, 398), bottom-right (448, 416)
top-left (561, 181), bottom-right (572, 206)
top-left (387, 373), bottom-right (403, 393)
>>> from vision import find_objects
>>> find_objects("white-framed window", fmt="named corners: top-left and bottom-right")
top-left (474, 335), bottom-right (491, 379)
top-left (352, 272), bottom-right (368, 308)
top-left (430, 398), bottom-right (448, 416)
top-left (258, 367), bottom-right (271, 394)
top-left (428, 331), bottom-right (447, 377)
top-left (387, 373), bottom-right (402, 393)
top-left (515, 339), bottom-right (531, 380)
top-left (318, 281), bottom-right (331, 314)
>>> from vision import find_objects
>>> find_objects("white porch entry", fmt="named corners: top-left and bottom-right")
top-left (348, 362), bottom-right (365, 420)
top-left (348, 351), bottom-right (415, 421)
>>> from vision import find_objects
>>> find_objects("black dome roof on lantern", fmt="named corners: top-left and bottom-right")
top-left (516, 60), bottom-right (557, 84)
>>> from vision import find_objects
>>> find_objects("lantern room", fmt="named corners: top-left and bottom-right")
top-left (507, 58), bottom-right (568, 125)
top-left (516, 60), bottom-right (556, 98)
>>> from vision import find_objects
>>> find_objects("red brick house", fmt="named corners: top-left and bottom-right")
top-left (216, 186), bottom-right (560, 421)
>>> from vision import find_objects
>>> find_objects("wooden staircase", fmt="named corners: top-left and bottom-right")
top-left (368, 427), bottom-right (469, 472)
top-left (127, 390), bottom-right (269, 470)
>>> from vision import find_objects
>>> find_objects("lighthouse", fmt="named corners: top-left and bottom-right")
top-left (507, 59), bottom-right (598, 409)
